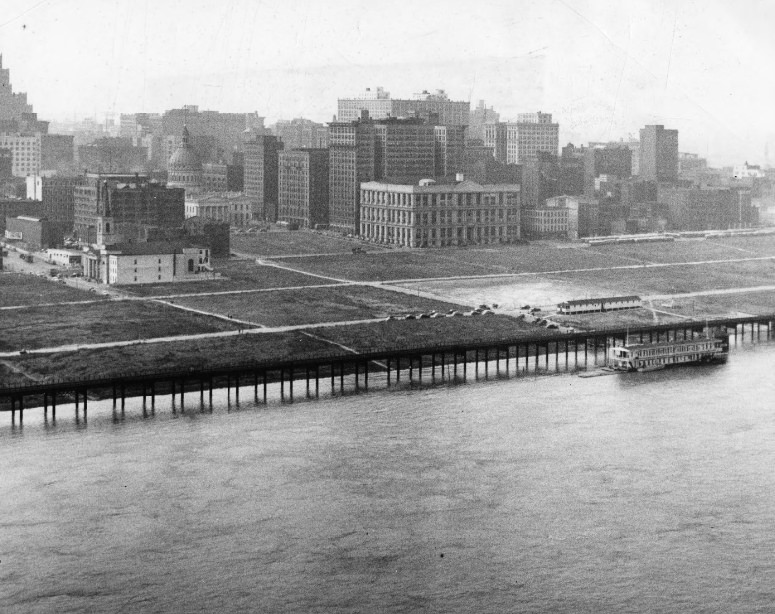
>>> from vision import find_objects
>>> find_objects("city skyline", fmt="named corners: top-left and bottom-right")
top-left (0, 0), bottom-right (773, 166)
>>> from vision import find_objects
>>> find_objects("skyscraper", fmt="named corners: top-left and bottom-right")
top-left (468, 100), bottom-right (500, 142)
top-left (639, 125), bottom-right (678, 182)
top-left (74, 173), bottom-right (184, 245)
top-left (244, 133), bottom-right (283, 221)
top-left (328, 112), bottom-right (465, 234)
top-left (278, 149), bottom-right (329, 229)
top-left (0, 55), bottom-right (33, 121)
top-left (337, 87), bottom-right (469, 126)
top-left (484, 112), bottom-right (559, 165)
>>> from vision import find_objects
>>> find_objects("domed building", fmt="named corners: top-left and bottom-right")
top-left (167, 125), bottom-right (203, 194)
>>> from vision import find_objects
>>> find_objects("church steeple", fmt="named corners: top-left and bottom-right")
top-left (182, 124), bottom-right (190, 146)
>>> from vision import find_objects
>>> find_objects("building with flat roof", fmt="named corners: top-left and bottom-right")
top-left (5, 215), bottom-right (64, 250)
top-left (81, 241), bottom-right (210, 285)
top-left (640, 125), bottom-right (678, 182)
top-left (0, 54), bottom-right (34, 121)
top-left (272, 118), bottom-right (329, 149)
top-left (338, 87), bottom-right (469, 125)
top-left (73, 173), bottom-right (185, 245)
top-left (185, 192), bottom-right (252, 227)
top-left (278, 149), bottom-right (329, 228)
top-left (26, 175), bottom-right (79, 228)
top-left (0, 198), bottom-right (42, 232)
top-left (0, 132), bottom-right (41, 177)
top-left (523, 194), bottom-right (600, 239)
top-left (244, 132), bottom-right (283, 221)
top-left (360, 176), bottom-right (520, 248)
top-left (660, 186), bottom-right (757, 231)
top-left (328, 112), bottom-right (466, 234)
top-left (469, 100), bottom-right (499, 142)
top-left (484, 112), bottom-right (559, 165)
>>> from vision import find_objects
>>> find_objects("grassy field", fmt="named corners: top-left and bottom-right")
top-left (0, 272), bottom-right (99, 307)
top-left (119, 259), bottom-right (335, 297)
top-left (546, 259), bottom-right (775, 296)
top-left (1, 314), bottom-right (564, 387)
top-left (551, 307), bottom-right (689, 330)
top-left (642, 291), bottom-right (775, 318)
top-left (308, 314), bottom-right (560, 353)
top-left (1, 331), bottom-right (341, 384)
top-left (589, 236), bottom-right (775, 264)
top-left (269, 244), bottom-right (640, 281)
top-left (173, 285), bottom-right (466, 326)
top-left (0, 301), bottom-right (240, 352)
top-left (230, 229), bottom-right (383, 256)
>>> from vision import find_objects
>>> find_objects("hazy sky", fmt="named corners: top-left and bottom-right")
top-left (1, 0), bottom-right (773, 166)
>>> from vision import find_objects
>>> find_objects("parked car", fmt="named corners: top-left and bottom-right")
top-left (480, 309), bottom-right (495, 315)
top-left (446, 311), bottom-right (463, 317)
top-left (404, 314), bottom-right (417, 320)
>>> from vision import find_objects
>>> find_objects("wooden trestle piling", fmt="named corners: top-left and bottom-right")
top-left (1, 315), bottom-right (772, 424)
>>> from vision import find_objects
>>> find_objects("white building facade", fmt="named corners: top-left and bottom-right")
top-left (360, 177), bottom-right (520, 248)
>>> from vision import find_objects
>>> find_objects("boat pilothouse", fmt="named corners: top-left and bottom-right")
top-left (608, 329), bottom-right (729, 372)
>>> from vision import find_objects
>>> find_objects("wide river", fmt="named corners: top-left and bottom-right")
top-left (2, 339), bottom-right (775, 613)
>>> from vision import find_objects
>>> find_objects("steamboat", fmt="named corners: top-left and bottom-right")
top-left (607, 332), bottom-right (729, 372)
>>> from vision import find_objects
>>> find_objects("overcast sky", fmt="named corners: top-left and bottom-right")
top-left (1, 0), bottom-right (773, 166)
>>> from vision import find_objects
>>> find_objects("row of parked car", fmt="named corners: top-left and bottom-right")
top-left (386, 304), bottom-right (500, 321)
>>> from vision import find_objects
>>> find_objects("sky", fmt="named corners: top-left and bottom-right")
top-left (0, 0), bottom-right (773, 167)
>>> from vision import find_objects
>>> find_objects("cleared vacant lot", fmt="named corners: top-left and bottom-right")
top-left (173, 285), bottom-right (466, 326)
top-left (308, 314), bottom-right (559, 354)
top-left (0, 272), bottom-right (98, 307)
top-left (643, 291), bottom-right (775, 318)
top-left (590, 236), bottom-right (775, 265)
top-left (546, 259), bottom-right (775, 297)
top-left (0, 301), bottom-right (240, 352)
top-left (120, 259), bottom-right (334, 297)
top-left (270, 244), bottom-right (651, 282)
top-left (3, 331), bottom-right (340, 383)
top-left (2, 315), bottom-right (563, 385)
top-left (231, 230), bottom-right (382, 256)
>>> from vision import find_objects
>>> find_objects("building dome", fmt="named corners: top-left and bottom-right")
top-left (167, 125), bottom-right (203, 193)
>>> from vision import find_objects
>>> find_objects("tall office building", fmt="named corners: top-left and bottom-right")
top-left (328, 112), bottom-right (464, 234)
top-left (639, 125), bottom-right (678, 182)
top-left (26, 175), bottom-right (79, 228)
top-left (338, 87), bottom-right (469, 126)
top-left (0, 55), bottom-right (33, 121)
top-left (434, 125), bottom-right (466, 177)
top-left (278, 149), bottom-right (329, 228)
top-left (272, 118), bottom-right (328, 149)
top-left (583, 143), bottom-right (632, 196)
top-left (484, 112), bottom-right (559, 165)
top-left (244, 133), bottom-right (283, 221)
top-left (468, 100), bottom-right (500, 142)
top-left (0, 133), bottom-right (41, 177)
top-left (74, 173), bottom-right (184, 245)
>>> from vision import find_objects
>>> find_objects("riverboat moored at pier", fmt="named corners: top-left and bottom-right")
top-left (608, 335), bottom-right (728, 372)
